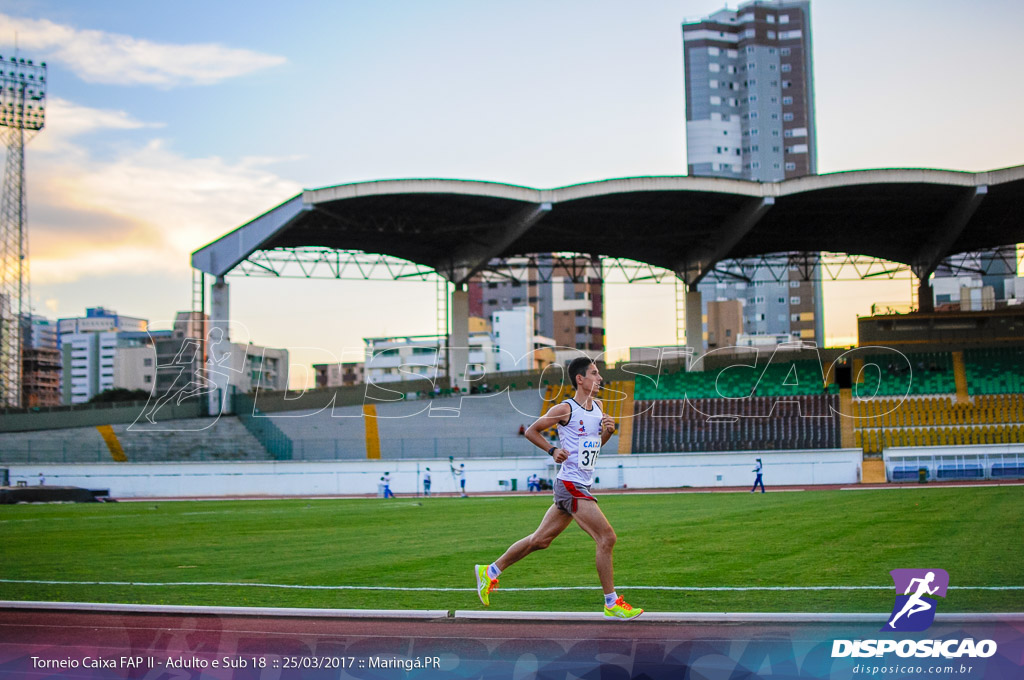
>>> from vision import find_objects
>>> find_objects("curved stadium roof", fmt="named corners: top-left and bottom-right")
top-left (193, 165), bottom-right (1024, 286)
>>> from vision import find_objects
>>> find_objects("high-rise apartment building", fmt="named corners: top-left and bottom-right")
top-left (468, 254), bottom-right (604, 357)
top-left (683, 0), bottom-right (816, 181)
top-left (684, 1), bottom-right (823, 349)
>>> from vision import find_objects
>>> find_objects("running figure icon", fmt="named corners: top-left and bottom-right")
top-left (887, 571), bottom-right (938, 629)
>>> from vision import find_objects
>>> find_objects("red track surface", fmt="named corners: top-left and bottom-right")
top-left (118, 478), bottom-right (1024, 502)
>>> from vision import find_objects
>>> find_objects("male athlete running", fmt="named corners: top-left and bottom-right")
top-left (475, 357), bottom-right (643, 620)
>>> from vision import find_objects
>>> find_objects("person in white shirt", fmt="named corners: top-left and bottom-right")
top-left (751, 458), bottom-right (765, 493)
top-left (474, 357), bottom-right (643, 620)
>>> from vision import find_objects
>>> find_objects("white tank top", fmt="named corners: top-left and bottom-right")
top-left (556, 398), bottom-right (605, 486)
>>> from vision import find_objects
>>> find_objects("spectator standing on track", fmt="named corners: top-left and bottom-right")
top-left (382, 472), bottom-right (395, 498)
top-left (423, 468), bottom-right (431, 497)
top-left (527, 473), bottom-right (540, 492)
top-left (751, 458), bottom-right (765, 493)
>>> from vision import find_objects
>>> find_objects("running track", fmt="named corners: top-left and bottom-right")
top-left (2, 603), bottom-right (1023, 679)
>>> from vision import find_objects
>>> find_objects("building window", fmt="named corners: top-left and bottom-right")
top-left (780, 14), bottom-right (790, 23)
top-left (791, 297), bottom-right (801, 304)
top-left (778, 297), bottom-right (786, 304)
top-left (781, 47), bottom-right (791, 56)
top-left (785, 162), bottom-right (796, 171)
top-left (783, 112), bottom-right (794, 121)
top-left (769, 63), bottom-right (777, 70)
top-left (790, 280), bottom-right (801, 287)
top-left (746, 46), bottom-right (755, 54)
top-left (144, 375), bottom-right (152, 383)
top-left (767, 15), bottom-right (776, 23)
top-left (487, 282), bottom-right (498, 289)
top-left (781, 63), bottom-right (792, 72)
top-left (710, 79), bottom-right (718, 88)
top-left (747, 62), bottom-right (756, 70)
top-left (709, 63), bottom-right (721, 73)
top-left (767, 31), bottom-right (776, 39)
top-left (773, 163), bottom-right (781, 169)
top-left (751, 128), bottom-right (759, 135)
top-left (750, 111), bottom-right (758, 119)
top-left (143, 358), bottom-right (153, 367)
top-left (783, 96), bottom-right (793, 105)
top-left (709, 46), bottom-right (720, 56)
top-left (710, 95), bottom-right (722, 105)
top-left (782, 80), bottom-right (792, 89)
top-left (772, 145), bottom-right (780, 152)
top-left (772, 130), bottom-right (780, 137)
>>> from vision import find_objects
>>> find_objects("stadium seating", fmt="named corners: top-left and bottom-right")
top-left (850, 394), bottom-right (1024, 453)
top-left (634, 360), bottom-right (837, 401)
top-left (0, 417), bottom-right (269, 463)
top-left (854, 351), bottom-right (955, 397)
top-left (272, 390), bottom-right (548, 460)
top-left (630, 394), bottom-right (840, 453)
top-left (964, 347), bottom-right (1024, 395)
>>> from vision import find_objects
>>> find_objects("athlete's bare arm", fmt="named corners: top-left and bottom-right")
top-left (594, 399), bottom-right (616, 445)
top-left (526, 402), bottom-right (572, 464)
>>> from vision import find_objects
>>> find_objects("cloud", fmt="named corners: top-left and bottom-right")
top-left (0, 13), bottom-right (285, 87)
top-left (43, 97), bottom-right (161, 138)
top-left (28, 100), bottom-right (301, 285)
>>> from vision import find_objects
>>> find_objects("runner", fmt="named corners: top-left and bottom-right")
top-left (474, 357), bottom-right (643, 620)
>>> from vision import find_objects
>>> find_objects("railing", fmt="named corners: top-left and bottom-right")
top-left (0, 438), bottom-right (271, 464)
top-left (285, 436), bottom-right (547, 461)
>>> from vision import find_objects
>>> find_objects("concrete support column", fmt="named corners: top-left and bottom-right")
top-left (918, 276), bottom-right (934, 313)
top-left (449, 286), bottom-right (469, 391)
top-left (685, 289), bottom-right (704, 371)
top-left (208, 276), bottom-right (232, 415)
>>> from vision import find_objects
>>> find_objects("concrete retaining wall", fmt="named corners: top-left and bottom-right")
top-left (5, 448), bottom-right (864, 498)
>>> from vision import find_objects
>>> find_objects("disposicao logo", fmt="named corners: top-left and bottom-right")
top-left (884, 568), bottom-right (949, 632)
top-left (831, 568), bottom-right (998, 660)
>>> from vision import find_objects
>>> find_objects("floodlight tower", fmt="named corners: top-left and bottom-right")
top-left (0, 54), bottom-right (47, 407)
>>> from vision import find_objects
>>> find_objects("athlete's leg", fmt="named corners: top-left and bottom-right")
top-left (572, 501), bottom-right (617, 594)
top-left (494, 504), bottom-right (573, 571)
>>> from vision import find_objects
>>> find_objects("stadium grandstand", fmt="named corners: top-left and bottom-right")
top-left (2, 169), bottom-right (1023, 496)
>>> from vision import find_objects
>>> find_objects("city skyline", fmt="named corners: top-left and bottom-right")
top-left (2, 0), bottom-right (1023, 388)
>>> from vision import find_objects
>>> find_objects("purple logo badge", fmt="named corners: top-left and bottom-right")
top-left (883, 568), bottom-right (949, 632)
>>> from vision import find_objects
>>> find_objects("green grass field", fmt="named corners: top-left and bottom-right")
top-left (2, 486), bottom-right (1022, 613)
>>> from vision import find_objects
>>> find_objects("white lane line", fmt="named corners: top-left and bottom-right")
top-left (2, 601), bottom-right (1021, 624)
top-left (1, 579), bottom-right (1021, 592)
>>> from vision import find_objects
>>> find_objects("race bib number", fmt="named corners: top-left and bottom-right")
top-left (579, 437), bottom-right (601, 470)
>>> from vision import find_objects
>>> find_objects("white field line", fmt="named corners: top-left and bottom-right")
top-left (1, 579), bottom-right (1021, 592)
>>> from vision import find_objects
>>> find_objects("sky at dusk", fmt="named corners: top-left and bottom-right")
top-left (2, 0), bottom-right (1023, 386)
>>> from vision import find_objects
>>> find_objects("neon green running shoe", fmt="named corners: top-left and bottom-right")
top-left (604, 596), bottom-right (643, 620)
top-left (474, 564), bottom-right (498, 606)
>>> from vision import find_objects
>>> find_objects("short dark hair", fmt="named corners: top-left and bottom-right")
top-left (568, 357), bottom-right (595, 389)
